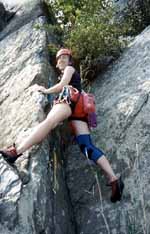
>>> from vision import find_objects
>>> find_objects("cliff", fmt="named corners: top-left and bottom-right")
top-left (0, 1), bottom-right (74, 233)
top-left (0, 0), bottom-right (150, 234)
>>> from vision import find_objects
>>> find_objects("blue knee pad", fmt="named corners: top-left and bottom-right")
top-left (75, 134), bottom-right (104, 163)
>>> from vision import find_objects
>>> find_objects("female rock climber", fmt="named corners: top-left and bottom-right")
top-left (0, 48), bottom-right (124, 203)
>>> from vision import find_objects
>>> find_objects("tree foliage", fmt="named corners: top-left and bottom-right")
top-left (45, 0), bottom-right (131, 80)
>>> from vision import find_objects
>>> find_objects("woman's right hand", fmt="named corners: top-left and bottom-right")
top-left (32, 84), bottom-right (48, 94)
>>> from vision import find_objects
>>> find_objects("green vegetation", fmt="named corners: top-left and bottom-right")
top-left (47, 0), bottom-right (125, 59)
top-left (44, 0), bottom-right (149, 80)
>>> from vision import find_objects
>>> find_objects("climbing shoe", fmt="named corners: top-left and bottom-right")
top-left (0, 143), bottom-right (21, 164)
top-left (110, 177), bottom-right (124, 203)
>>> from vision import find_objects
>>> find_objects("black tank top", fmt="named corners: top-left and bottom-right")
top-left (69, 69), bottom-right (82, 92)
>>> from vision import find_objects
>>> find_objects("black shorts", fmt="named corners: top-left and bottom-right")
top-left (68, 116), bottom-right (88, 123)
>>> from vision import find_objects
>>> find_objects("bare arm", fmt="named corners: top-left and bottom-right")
top-left (36, 66), bottom-right (75, 94)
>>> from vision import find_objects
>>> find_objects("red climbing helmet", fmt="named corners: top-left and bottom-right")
top-left (56, 48), bottom-right (72, 60)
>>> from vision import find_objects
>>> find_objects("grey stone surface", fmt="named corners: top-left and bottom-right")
top-left (0, 0), bottom-right (44, 41)
top-left (0, 2), bottom-right (16, 32)
top-left (114, 0), bottom-right (150, 27)
top-left (1, 0), bottom-right (150, 233)
top-left (0, 2), bottom-right (7, 31)
top-left (64, 26), bottom-right (150, 234)
top-left (113, 0), bottom-right (141, 12)
top-left (0, 0), bottom-right (75, 234)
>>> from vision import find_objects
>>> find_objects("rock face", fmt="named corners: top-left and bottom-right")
top-left (0, 2), bottom-right (16, 32)
top-left (65, 26), bottom-right (150, 233)
top-left (114, 0), bottom-right (150, 28)
top-left (113, 0), bottom-right (143, 11)
top-left (1, 0), bottom-right (150, 234)
top-left (0, 1), bottom-right (75, 234)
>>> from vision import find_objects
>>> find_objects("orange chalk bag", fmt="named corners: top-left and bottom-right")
top-left (69, 86), bottom-right (97, 127)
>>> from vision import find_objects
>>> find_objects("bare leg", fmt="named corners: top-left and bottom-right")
top-left (70, 120), bottom-right (117, 182)
top-left (96, 156), bottom-right (117, 183)
top-left (17, 103), bottom-right (71, 154)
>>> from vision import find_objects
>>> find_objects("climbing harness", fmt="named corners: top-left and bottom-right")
top-left (53, 86), bottom-right (71, 105)
top-left (54, 85), bottom-right (97, 128)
